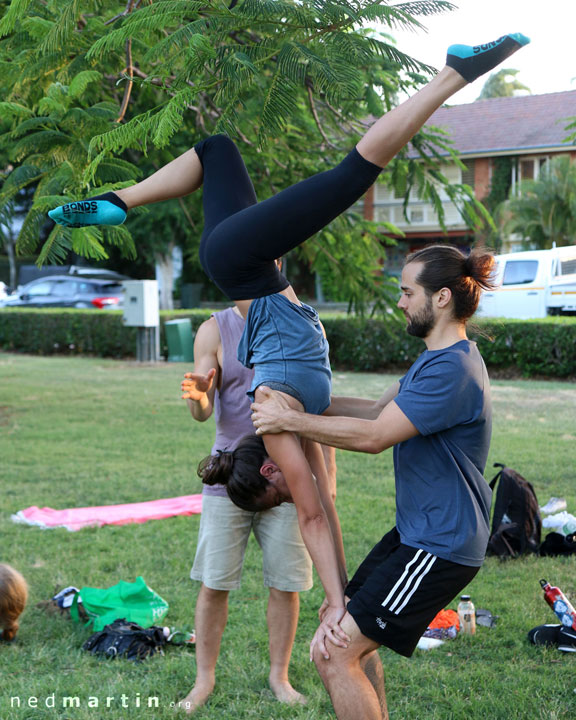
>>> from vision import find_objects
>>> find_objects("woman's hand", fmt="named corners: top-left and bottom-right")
top-left (309, 604), bottom-right (350, 661)
top-left (250, 386), bottom-right (293, 435)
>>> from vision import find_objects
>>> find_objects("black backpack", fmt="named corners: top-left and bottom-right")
top-left (539, 531), bottom-right (576, 557)
top-left (82, 618), bottom-right (167, 662)
top-left (487, 463), bottom-right (542, 558)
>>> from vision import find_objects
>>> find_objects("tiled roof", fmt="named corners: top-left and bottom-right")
top-left (422, 90), bottom-right (576, 156)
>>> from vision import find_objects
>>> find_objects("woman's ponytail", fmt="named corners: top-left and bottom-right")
top-left (197, 434), bottom-right (271, 511)
top-left (198, 449), bottom-right (234, 486)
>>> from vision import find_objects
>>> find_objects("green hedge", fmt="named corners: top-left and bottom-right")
top-left (322, 315), bottom-right (576, 378)
top-left (1, 308), bottom-right (575, 378)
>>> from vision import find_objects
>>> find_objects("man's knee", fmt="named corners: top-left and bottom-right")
top-left (312, 644), bottom-right (339, 681)
top-left (312, 642), bottom-right (357, 682)
top-left (268, 587), bottom-right (298, 601)
top-left (201, 585), bottom-right (229, 601)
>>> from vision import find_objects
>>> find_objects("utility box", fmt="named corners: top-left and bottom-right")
top-left (165, 318), bottom-right (195, 363)
top-left (122, 280), bottom-right (160, 362)
top-left (123, 280), bottom-right (160, 327)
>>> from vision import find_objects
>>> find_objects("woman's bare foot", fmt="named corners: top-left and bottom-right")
top-left (269, 677), bottom-right (307, 706)
top-left (174, 681), bottom-right (214, 714)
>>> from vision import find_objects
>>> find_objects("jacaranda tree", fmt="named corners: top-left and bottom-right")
top-left (0, 0), bottom-right (490, 310)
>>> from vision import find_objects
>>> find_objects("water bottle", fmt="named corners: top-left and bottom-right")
top-left (163, 627), bottom-right (196, 644)
top-left (457, 594), bottom-right (476, 635)
top-left (540, 579), bottom-right (576, 630)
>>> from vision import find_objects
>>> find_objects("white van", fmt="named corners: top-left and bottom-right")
top-left (477, 246), bottom-right (576, 319)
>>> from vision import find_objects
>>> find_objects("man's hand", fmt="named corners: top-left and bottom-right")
top-left (309, 605), bottom-right (349, 661)
top-left (181, 368), bottom-right (216, 401)
top-left (250, 386), bottom-right (293, 435)
top-left (318, 596), bottom-right (330, 621)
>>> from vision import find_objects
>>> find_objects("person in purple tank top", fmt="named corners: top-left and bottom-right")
top-left (177, 305), bottom-right (336, 713)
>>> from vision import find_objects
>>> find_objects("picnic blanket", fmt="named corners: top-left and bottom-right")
top-left (11, 494), bottom-right (203, 532)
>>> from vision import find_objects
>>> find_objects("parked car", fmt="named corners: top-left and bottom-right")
top-left (477, 245), bottom-right (576, 319)
top-left (0, 274), bottom-right (127, 309)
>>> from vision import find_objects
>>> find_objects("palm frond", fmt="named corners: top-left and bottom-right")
top-left (364, 36), bottom-right (437, 75)
top-left (34, 224), bottom-right (73, 266)
top-left (259, 72), bottom-right (298, 143)
top-left (60, 108), bottom-right (110, 138)
top-left (37, 96), bottom-right (67, 117)
top-left (0, 101), bottom-right (34, 119)
top-left (240, 0), bottom-right (312, 27)
top-left (12, 130), bottom-right (73, 162)
top-left (152, 87), bottom-right (197, 147)
top-left (15, 204), bottom-right (52, 257)
top-left (0, 165), bottom-right (44, 204)
top-left (213, 50), bottom-right (259, 104)
top-left (359, 1), bottom-right (455, 30)
top-left (5, 117), bottom-right (57, 141)
top-left (103, 225), bottom-right (137, 259)
top-left (87, 3), bottom-right (208, 61)
top-left (0, 0), bottom-right (35, 38)
top-left (276, 42), bottom-right (310, 86)
top-left (292, 42), bottom-right (361, 101)
top-left (68, 70), bottom-right (103, 99)
top-left (143, 20), bottom-right (215, 66)
top-left (21, 15), bottom-right (54, 41)
top-left (95, 158), bottom-right (141, 185)
top-left (327, 31), bottom-right (376, 64)
top-left (35, 162), bottom-right (77, 197)
top-left (88, 106), bottom-right (152, 155)
top-left (71, 226), bottom-right (109, 261)
top-left (82, 149), bottom-right (107, 186)
top-left (38, 0), bottom-right (81, 55)
top-left (18, 51), bottom-right (70, 85)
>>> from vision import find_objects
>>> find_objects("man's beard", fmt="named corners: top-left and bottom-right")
top-left (405, 296), bottom-right (435, 338)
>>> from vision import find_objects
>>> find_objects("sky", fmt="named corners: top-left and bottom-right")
top-left (386, 0), bottom-right (576, 104)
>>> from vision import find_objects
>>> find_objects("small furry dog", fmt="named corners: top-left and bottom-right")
top-left (0, 564), bottom-right (28, 641)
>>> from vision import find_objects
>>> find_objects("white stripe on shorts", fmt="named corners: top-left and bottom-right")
top-left (381, 549), bottom-right (437, 615)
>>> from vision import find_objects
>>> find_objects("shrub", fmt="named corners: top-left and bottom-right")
top-left (1, 308), bottom-right (575, 378)
top-left (469, 317), bottom-right (576, 378)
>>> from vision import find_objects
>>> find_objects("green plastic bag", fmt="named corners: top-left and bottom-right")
top-left (71, 576), bottom-right (169, 631)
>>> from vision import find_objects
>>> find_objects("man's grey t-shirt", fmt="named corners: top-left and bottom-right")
top-left (393, 340), bottom-right (492, 567)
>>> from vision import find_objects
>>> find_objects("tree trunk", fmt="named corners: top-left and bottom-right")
top-left (155, 247), bottom-right (175, 311)
top-left (5, 236), bottom-right (17, 289)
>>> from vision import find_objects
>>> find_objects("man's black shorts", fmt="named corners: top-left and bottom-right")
top-left (346, 527), bottom-right (480, 657)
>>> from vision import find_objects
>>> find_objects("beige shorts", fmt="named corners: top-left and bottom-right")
top-left (190, 495), bottom-right (313, 592)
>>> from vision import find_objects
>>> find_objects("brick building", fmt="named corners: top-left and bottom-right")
top-left (363, 89), bottom-right (576, 275)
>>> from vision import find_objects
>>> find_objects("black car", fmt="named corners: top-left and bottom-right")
top-left (1, 274), bottom-right (126, 309)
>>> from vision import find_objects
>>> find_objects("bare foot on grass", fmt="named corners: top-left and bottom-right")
top-left (174, 683), bottom-right (214, 714)
top-left (269, 678), bottom-right (307, 706)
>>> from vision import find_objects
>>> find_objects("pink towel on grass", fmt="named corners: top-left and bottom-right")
top-left (11, 494), bottom-right (203, 532)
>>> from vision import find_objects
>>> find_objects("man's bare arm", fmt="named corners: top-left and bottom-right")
top-left (251, 386), bottom-right (418, 454)
top-left (325, 381), bottom-right (400, 420)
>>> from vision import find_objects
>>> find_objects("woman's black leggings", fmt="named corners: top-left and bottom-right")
top-left (195, 134), bottom-right (383, 300)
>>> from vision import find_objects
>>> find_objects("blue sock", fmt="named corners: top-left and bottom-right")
top-left (48, 192), bottom-right (128, 228)
top-left (446, 33), bottom-right (530, 83)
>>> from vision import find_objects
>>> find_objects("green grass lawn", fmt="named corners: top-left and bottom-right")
top-left (1, 352), bottom-right (575, 720)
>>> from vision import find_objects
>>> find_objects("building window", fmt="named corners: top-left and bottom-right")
top-left (520, 160), bottom-right (534, 181)
top-left (518, 156), bottom-right (551, 184)
top-left (461, 160), bottom-right (475, 187)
